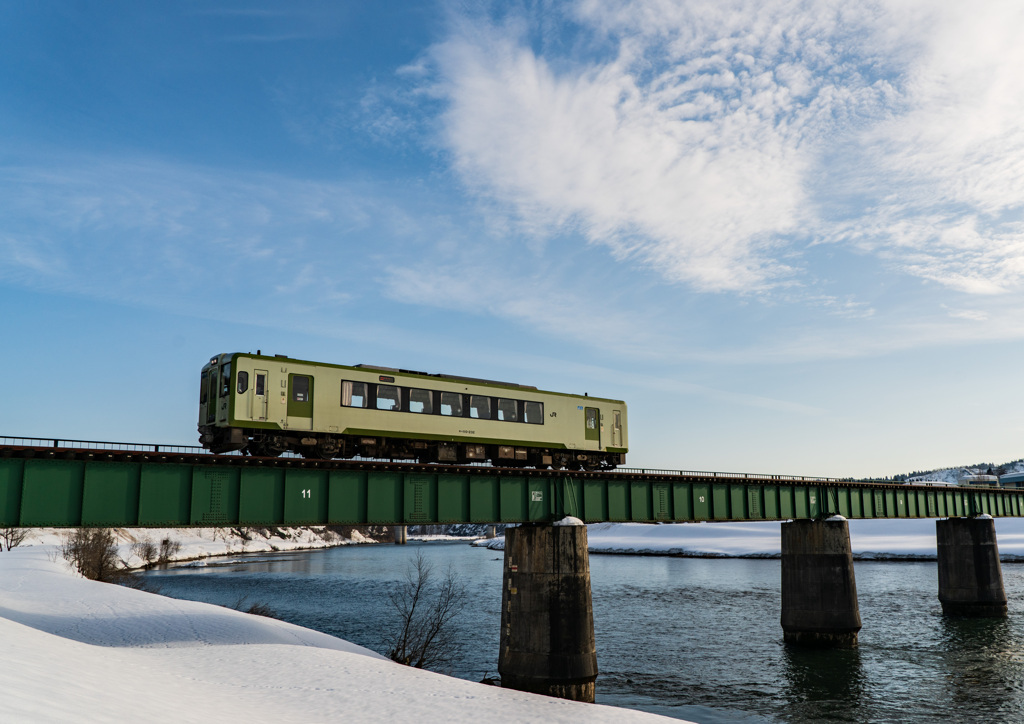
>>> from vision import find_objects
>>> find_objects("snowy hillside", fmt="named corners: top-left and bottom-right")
top-left (0, 546), bottom-right (682, 724)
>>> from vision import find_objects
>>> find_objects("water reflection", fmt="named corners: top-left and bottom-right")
top-left (781, 647), bottom-right (865, 721)
top-left (938, 615), bottom-right (1024, 718)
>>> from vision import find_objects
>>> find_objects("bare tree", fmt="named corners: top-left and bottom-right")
top-left (384, 550), bottom-right (467, 671)
top-left (0, 527), bottom-right (29, 551)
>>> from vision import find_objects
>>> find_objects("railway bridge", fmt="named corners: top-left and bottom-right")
top-left (1, 436), bottom-right (1016, 701)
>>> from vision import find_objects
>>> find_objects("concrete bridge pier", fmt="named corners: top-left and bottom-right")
top-left (498, 521), bottom-right (598, 702)
top-left (781, 518), bottom-right (861, 648)
top-left (936, 516), bottom-right (1007, 617)
top-left (393, 525), bottom-right (407, 545)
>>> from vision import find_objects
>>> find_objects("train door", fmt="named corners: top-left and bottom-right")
top-left (584, 407), bottom-right (600, 448)
top-left (251, 369), bottom-right (268, 421)
top-left (288, 373), bottom-right (314, 430)
top-left (612, 410), bottom-right (622, 447)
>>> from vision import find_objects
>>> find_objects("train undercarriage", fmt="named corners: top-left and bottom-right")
top-left (199, 426), bottom-right (623, 470)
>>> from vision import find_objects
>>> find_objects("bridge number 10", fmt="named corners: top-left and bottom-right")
top-left (301, 489), bottom-right (312, 499)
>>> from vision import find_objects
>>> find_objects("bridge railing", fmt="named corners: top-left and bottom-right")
top-left (0, 435), bottom-right (216, 455)
top-left (617, 467), bottom-right (847, 483)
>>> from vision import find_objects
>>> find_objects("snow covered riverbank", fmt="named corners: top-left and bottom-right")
top-left (0, 545), bottom-right (682, 723)
top-left (474, 518), bottom-right (1024, 560)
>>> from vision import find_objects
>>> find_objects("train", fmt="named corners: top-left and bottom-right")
top-left (198, 352), bottom-right (628, 469)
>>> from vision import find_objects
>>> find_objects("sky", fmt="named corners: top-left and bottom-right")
top-left (2, 0), bottom-right (1023, 478)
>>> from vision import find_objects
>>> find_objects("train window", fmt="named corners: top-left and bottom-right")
top-left (524, 401), bottom-right (543, 424)
top-left (255, 374), bottom-right (265, 396)
top-left (237, 371), bottom-right (249, 394)
top-left (341, 380), bottom-right (368, 408)
top-left (292, 375), bottom-right (310, 402)
top-left (497, 398), bottom-right (517, 422)
top-left (469, 395), bottom-right (491, 419)
top-left (440, 392), bottom-right (462, 416)
top-left (409, 388), bottom-right (433, 414)
top-left (220, 363), bottom-right (232, 397)
top-left (200, 371), bottom-right (208, 403)
top-left (377, 385), bottom-right (400, 411)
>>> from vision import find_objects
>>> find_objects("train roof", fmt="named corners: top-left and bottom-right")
top-left (212, 352), bottom-right (626, 404)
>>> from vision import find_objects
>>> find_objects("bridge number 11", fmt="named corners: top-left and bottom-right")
top-left (301, 489), bottom-right (312, 498)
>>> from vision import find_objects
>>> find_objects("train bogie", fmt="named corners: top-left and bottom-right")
top-left (198, 353), bottom-right (628, 469)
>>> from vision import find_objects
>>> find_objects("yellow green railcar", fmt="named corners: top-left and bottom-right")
top-left (198, 352), bottom-right (628, 469)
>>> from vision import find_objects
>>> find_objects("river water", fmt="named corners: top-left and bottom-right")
top-left (143, 542), bottom-right (1024, 723)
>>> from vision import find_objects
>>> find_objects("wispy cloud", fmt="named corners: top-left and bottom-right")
top-left (424, 1), bottom-right (1024, 297)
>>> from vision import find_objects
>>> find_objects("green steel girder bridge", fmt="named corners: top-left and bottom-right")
top-left (2, 436), bottom-right (1019, 528)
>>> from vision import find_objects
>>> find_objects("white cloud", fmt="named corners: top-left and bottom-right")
top-left (427, 1), bottom-right (1024, 296)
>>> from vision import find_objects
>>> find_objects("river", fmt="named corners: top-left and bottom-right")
top-left (142, 542), bottom-right (1024, 723)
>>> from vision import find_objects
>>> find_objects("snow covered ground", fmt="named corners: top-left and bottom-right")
top-left (475, 518), bottom-right (1024, 560)
top-left (0, 543), bottom-right (683, 723)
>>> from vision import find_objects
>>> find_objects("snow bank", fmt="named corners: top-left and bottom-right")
top-left (473, 518), bottom-right (1024, 560)
top-left (0, 547), bottom-right (683, 723)
top-left (21, 526), bottom-right (368, 569)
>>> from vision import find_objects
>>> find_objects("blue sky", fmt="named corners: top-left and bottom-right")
top-left (3, 0), bottom-right (1023, 477)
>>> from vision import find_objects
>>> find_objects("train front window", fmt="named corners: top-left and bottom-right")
top-left (220, 363), bottom-right (232, 397)
top-left (200, 371), bottom-right (208, 403)
top-left (342, 381), bottom-right (368, 408)
top-left (440, 392), bottom-right (462, 416)
top-left (469, 395), bottom-right (491, 419)
top-left (497, 398), bottom-right (517, 422)
top-left (237, 371), bottom-right (249, 394)
top-left (409, 388), bottom-right (433, 414)
top-left (377, 385), bottom-right (400, 411)
top-left (524, 401), bottom-right (543, 424)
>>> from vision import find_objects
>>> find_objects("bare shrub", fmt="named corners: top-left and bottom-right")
top-left (131, 537), bottom-right (157, 567)
top-left (0, 527), bottom-right (29, 551)
top-left (157, 536), bottom-right (181, 565)
top-left (231, 595), bottom-right (279, 619)
top-left (60, 528), bottom-right (122, 582)
top-left (384, 550), bottom-right (467, 671)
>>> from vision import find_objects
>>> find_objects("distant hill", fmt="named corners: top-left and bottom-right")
top-left (893, 458), bottom-right (1024, 484)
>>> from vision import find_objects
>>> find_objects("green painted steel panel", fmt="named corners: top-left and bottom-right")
top-left (712, 484), bottom-right (729, 520)
top-left (882, 490), bottom-right (895, 518)
top-left (893, 489), bottom-right (906, 517)
top-left (469, 475), bottom-right (499, 523)
top-left (692, 483), bottom-right (710, 520)
top-left (366, 472), bottom-right (402, 523)
top-left (653, 483), bottom-right (671, 521)
top-left (239, 468), bottom-right (285, 524)
top-left (607, 480), bottom-right (629, 521)
top-left (916, 491), bottom-right (927, 518)
top-left (528, 479), bottom-right (551, 521)
top-left (863, 488), bottom-right (875, 517)
top-left (747, 486), bottom-right (763, 519)
top-left (500, 477), bottom-right (527, 522)
top-left (631, 482), bottom-right (652, 521)
top-left (583, 480), bottom-right (606, 522)
top-left (82, 462), bottom-right (140, 526)
top-left (937, 491), bottom-right (949, 517)
top-left (561, 477), bottom-right (583, 520)
top-left (926, 491), bottom-right (937, 517)
top-left (437, 475), bottom-right (469, 523)
top-left (794, 488), bottom-right (809, 519)
top-left (778, 486), bottom-right (794, 518)
top-left (138, 465), bottom-right (192, 525)
top-left (763, 485), bottom-right (779, 519)
top-left (835, 488), bottom-right (851, 518)
top-left (403, 474), bottom-right (437, 524)
top-left (673, 482), bottom-right (692, 520)
top-left (808, 487), bottom-right (820, 518)
top-left (872, 489), bottom-right (884, 518)
top-left (328, 470), bottom-right (367, 524)
top-left (285, 469), bottom-right (329, 524)
top-left (190, 467), bottom-right (240, 526)
top-left (730, 485), bottom-right (747, 520)
top-left (0, 459), bottom-right (25, 526)
top-left (22, 460), bottom-right (85, 526)
top-left (849, 488), bottom-right (863, 518)
top-left (905, 490), bottom-right (917, 517)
